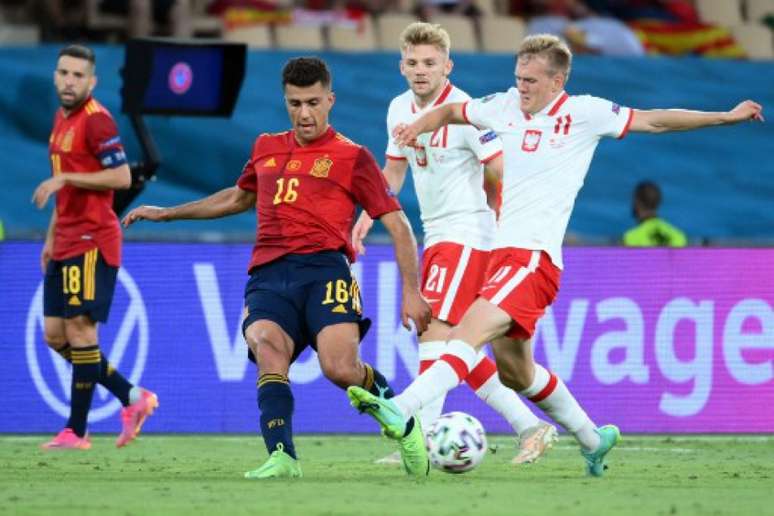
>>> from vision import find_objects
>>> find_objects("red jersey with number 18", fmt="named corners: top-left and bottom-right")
top-left (49, 96), bottom-right (128, 266)
top-left (237, 127), bottom-right (401, 272)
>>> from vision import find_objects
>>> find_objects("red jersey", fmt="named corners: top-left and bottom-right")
top-left (237, 127), bottom-right (401, 271)
top-left (49, 96), bottom-right (127, 266)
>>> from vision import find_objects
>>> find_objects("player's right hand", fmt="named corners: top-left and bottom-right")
top-left (352, 212), bottom-right (374, 255)
top-left (121, 205), bottom-right (169, 227)
top-left (402, 288), bottom-right (432, 335)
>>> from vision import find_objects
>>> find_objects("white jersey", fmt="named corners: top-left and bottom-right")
top-left (386, 83), bottom-right (503, 250)
top-left (463, 88), bottom-right (633, 269)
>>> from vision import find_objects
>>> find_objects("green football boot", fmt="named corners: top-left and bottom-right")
top-left (580, 424), bottom-right (621, 477)
top-left (396, 417), bottom-right (430, 477)
top-left (347, 386), bottom-right (429, 477)
top-left (347, 386), bottom-right (407, 439)
top-left (244, 443), bottom-right (302, 480)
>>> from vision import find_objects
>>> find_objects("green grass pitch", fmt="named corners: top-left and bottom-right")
top-left (2, 434), bottom-right (773, 516)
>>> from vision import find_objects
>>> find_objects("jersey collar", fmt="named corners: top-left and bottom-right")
top-left (411, 81), bottom-right (453, 114)
top-left (290, 125), bottom-right (337, 148)
top-left (541, 91), bottom-right (569, 117)
top-left (61, 94), bottom-right (93, 119)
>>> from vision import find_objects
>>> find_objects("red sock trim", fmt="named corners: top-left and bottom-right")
top-left (440, 353), bottom-right (470, 382)
top-left (529, 372), bottom-right (558, 403)
top-left (419, 359), bottom-right (436, 374)
top-left (465, 356), bottom-right (497, 391)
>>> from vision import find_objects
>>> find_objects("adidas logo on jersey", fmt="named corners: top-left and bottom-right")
top-left (331, 304), bottom-right (348, 314)
top-left (68, 295), bottom-right (81, 306)
top-left (263, 157), bottom-right (277, 167)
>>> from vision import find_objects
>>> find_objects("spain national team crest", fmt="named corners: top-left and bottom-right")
top-left (522, 129), bottom-right (542, 152)
top-left (310, 156), bottom-right (333, 178)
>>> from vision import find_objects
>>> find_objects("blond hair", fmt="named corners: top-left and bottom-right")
top-left (399, 22), bottom-right (451, 55)
top-left (517, 34), bottom-right (572, 80)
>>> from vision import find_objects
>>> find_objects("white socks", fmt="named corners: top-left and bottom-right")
top-left (466, 351), bottom-right (539, 434)
top-left (394, 339), bottom-right (478, 419)
top-left (520, 363), bottom-right (600, 451)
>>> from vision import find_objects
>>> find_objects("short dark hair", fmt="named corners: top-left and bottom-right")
top-left (634, 181), bottom-right (661, 211)
top-left (282, 57), bottom-right (331, 89)
top-left (58, 44), bottom-right (96, 66)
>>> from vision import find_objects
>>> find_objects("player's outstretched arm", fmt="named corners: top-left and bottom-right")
top-left (32, 164), bottom-right (131, 209)
top-left (393, 102), bottom-right (467, 147)
top-left (352, 159), bottom-right (409, 255)
top-left (629, 100), bottom-right (764, 133)
top-left (380, 210), bottom-right (431, 335)
top-left (122, 186), bottom-right (256, 227)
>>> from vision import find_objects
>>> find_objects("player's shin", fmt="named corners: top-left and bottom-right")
top-left (55, 342), bottom-right (134, 406)
top-left (67, 345), bottom-right (101, 437)
top-left (362, 363), bottom-right (394, 399)
top-left (467, 351), bottom-right (539, 434)
top-left (257, 374), bottom-right (297, 458)
top-left (393, 339), bottom-right (478, 419)
top-left (100, 355), bottom-right (133, 406)
top-left (416, 341), bottom-right (448, 430)
top-left (520, 363), bottom-right (600, 451)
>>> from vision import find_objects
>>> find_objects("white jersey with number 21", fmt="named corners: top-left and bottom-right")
top-left (387, 82), bottom-right (503, 250)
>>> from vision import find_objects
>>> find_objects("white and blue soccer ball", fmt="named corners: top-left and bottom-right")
top-left (425, 411), bottom-right (487, 474)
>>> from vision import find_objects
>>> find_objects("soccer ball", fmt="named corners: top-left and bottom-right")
top-left (425, 411), bottom-right (487, 474)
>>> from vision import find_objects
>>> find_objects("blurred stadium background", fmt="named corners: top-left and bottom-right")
top-left (1, 0), bottom-right (773, 440)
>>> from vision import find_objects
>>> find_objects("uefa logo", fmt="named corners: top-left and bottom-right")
top-left (25, 269), bottom-right (149, 422)
top-left (168, 62), bottom-right (193, 95)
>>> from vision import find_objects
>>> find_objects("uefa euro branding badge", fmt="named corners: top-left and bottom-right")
top-left (310, 156), bottom-right (333, 178)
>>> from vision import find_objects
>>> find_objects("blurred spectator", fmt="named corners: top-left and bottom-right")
top-left (623, 181), bottom-right (687, 247)
top-left (583, 0), bottom-right (699, 23)
top-left (416, 0), bottom-right (481, 20)
top-left (36, 0), bottom-right (87, 41)
top-left (98, 0), bottom-right (192, 37)
top-left (563, 16), bottom-right (645, 55)
top-left (525, 0), bottom-right (645, 56)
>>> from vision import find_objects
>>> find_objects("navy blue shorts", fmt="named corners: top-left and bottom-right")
top-left (43, 248), bottom-right (118, 323)
top-left (242, 252), bottom-right (371, 363)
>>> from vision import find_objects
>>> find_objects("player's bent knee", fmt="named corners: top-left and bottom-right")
top-left (63, 317), bottom-right (97, 346)
top-left (246, 321), bottom-right (293, 372)
top-left (43, 333), bottom-right (67, 349)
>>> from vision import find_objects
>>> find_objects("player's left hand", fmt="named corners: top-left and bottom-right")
top-left (402, 288), bottom-right (431, 335)
top-left (726, 100), bottom-right (764, 123)
top-left (31, 176), bottom-right (65, 209)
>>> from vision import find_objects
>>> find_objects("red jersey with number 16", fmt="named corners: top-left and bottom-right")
top-left (49, 96), bottom-right (127, 266)
top-left (237, 127), bottom-right (401, 271)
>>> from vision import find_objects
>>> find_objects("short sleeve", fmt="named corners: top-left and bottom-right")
top-left (463, 126), bottom-right (503, 163)
top-left (85, 112), bottom-right (127, 169)
top-left (581, 95), bottom-right (634, 139)
top-left (352, 147), bottom-right (401, 218)
top-left (462, 91), bottom-right (507, 130)
top-left (385, 101), bottom-right (407, 161)
top-left (236, 138), bottom-right (260, 192)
